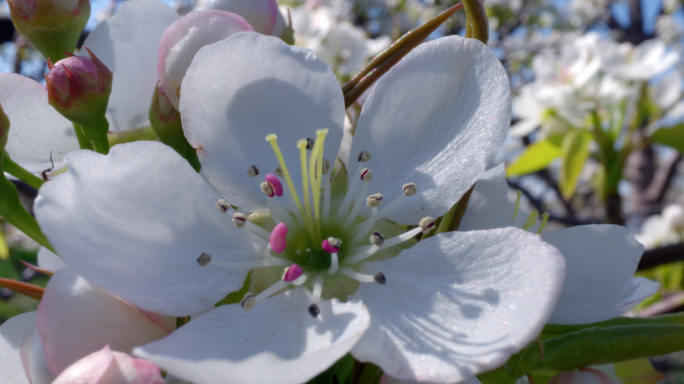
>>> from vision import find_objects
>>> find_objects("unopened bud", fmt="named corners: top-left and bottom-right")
top-left (158, 11), bottom-right (255, 109)
top-left (45, 48), bottom-right (112, 145)
top-left (366, 193), bottom-right (383, 207)
top-left (232, 213), bottom-right (248, 228)
top-left (8, 0), bottom-right (90, 62)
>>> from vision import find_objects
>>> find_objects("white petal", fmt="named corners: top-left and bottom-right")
top-left (36, 269), bottom-right (170, 375)
top-left (350, 36), bottom-right (511, 225)
top-left (135, 289), bottom-right (369, 384)
top-left (203, 0), bottom-right (279, 35)
top-left (37, 247), bottom-right (68, 272)
top-left (34, 141), bottom-right (255, 316)
top-left (542, 225), bottom-right (654, 325)
top-left (350, 228), bottom-right (565, 382)
top-left (509, 118), bottom-right (541, 137)
top-left (181, 32), bottom-right (344, 212)
top-left (0, 312), bottom-right (36, 384)
top-left (82, 0), bottom-right (178, 132)
top-left (20, 329), bottom-right (54, 384)
top-left (0, 74), bottom-right (80, 172)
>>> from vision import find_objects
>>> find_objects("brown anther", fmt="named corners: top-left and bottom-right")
top-left (366, 193), bottom-right (383, 207)
top-left (306, 138), bottom-right (315, 150)
top-left (419, 216), bottom-right (435, 233)
top-left (403, 183), bottom-right (418, 196)
top-left (247, 165), bottom-right (260, 177)
top-left (260, 181), bottom-right (274, 197)
top-left (370, 232), bottom-right (384, 246)
top-left (197, 252), bottom-right (212, 266)
top-left (357, 151), bottom-right (371, 162)
top-left (374, 272), bottom-right (386, 285)
top-left (360, 168), bottom-right (372, 181)
top-left (232, 213), bottom-right (248, 228)
top-left (274, 167), bottom-right (284, 177)
top-left (215, 199), bottom-right (230, 214)
top-left (241, 292), bottom-right (255, 311)
top-left (308, 303), bottom-right (320, 317)
top-left (322, 159), bottom-right (331, 175)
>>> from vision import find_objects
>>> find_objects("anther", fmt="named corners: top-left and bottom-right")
top-left (265, 174), bottom-right (284, 197)
top-left (282, 264), bottom-right (303, 282)
top-left (322, 159), bottom-right (331, 175)
top-left (247, 165), bottom-right (260, 177)
top-left (370, 232), bottom-right (384, 246)
top-left (274, 167), bottom-right (284, 177)
top-left (374, 272), bottom-right (386, 285)
top-left (357, 151), bottom-right (371, 162)
top-left (419, 217), bottom-right (435, 233)
top-left (322, 237), bottom-right (341, 253)
top-left (261, 181), bottom-right (274, 197)
top-left (403, 183), bottom-right (418, 196)
top-left (360, 168), bottom-right (372, 181)
top-left (241, 293), bottom-right (255, 311)
top-left (232, 213), bottom-right (248, 228)
top-left (306, 138), bottom-right (316, 150)
top-left (269, 222), bottom-right (288, 254)
top-left (366, 193), bottom-right (383, 207)
top-left (308, 303), bottom-right (320, 318)
top-left (215, 199), bottom-right (230, 214)
top-left (197, 252), bottom-right (212, 267)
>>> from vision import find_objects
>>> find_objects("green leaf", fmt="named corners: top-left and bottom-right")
top-left (613, 359), bottom-right (666, 384)
top-left (307, 353), bottom-right (355, 384)
top-left (542, 312), bottom-right (684, 335)
top-left (477, 368), bottom-right (516, 384)
top-left (215, 272), bottom-right (251, 306)
top-left (652, 124), bottom-right (684, 153)
top-left (505, 324), bottom-right (684, 378)
top-left (559, 130), bottom-right (592, 200)
top-left (506, 136), bottom-right (563, 177)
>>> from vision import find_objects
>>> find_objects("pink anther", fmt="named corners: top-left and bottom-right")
top-left (282, 264), bottom-right (303, 282)
top-left (322, 238), bottom-right (340, 253)
top-left (265, 174), bottom-right (283, 197)
top-left (269, 223), bottom-right (288, 254)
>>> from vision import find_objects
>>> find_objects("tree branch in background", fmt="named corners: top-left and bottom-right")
top-left (638, 243), bottom-right (684, 271)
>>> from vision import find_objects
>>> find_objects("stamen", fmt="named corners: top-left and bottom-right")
top-left (340, 268), bottom-right (383, 284)
top-left (247, 165), bottom-right (260, 177)
top-left (297, 139), bottom-right (313, 222)
top-left (323, 238), bottom-right (341, 275)
top-left (282, 264), bottom-right (303, 282)
top-left (254, 279), bottom-right (289, 303)
top-left (241, 293), bottom-right (255, 311)
top-left (266, 197), bottom-right (284, 225)
top-left (265, 174), bottom-right (283, 197)
top-left (366, 193), bottom-right (383, 208)
top-left (260, 181), bottom-right (275, 198)
top-left (197, 252), bottom-right (212, 266)
top-left (352, 183), bottom-right (418, 243)
top-left (370, 232), bottom-right (384, 246)
top-left (419, 216), bottom-right (436, 233)
top-left (343, 174), bottom-right (371, 228)
top-left (312, 276), bottom-right (323, 304)
top-left (292, 273), bottom-right (307, 286)
top-left (537, 212), bottom-right (550, 234)
top-left (513, 190), bottom-right (522, 221)
top-left (266, 134), bottom-right (311, 235)
top-left (263, 244), bottom-right (290, 268)
top-left (337, 164), bottom-right (363, 220)
top-left (357, 151), bottom-right (372, 162)
top-left (274, 167), bottom-right (284, 177)
top-left (323, 172), bottom-right (331, 221)
top-left (402, 183), bottom-right (418, 196)
top-left (309, 129), bottom-right (328, 241)
top-left (522, 210), bottom-right (539, 230)
top-left (232, 213), bottom-right (248, 228)
top-left (308, 303), bottom-right (320, 318)
top-left (306, 138), bottom-right (315, 150)
top-left (216, 199), bottom-right (230, 214)
top-left (232, 213), bottom-right (271, 239)
top-left (269, 223), bottom-right (288, 254)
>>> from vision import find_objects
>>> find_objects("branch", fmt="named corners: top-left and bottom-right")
top-left (506, 180), bottom-right (599, 226)
top-left (644, 153), bottom-right (682, 205)
top-left (637, 243), bottom-right (684, 271)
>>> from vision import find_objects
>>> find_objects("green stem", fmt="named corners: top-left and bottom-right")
top-left (73, 123), bottom-right (94, 150)
top-left (91, 136), bottom-right (110, 154)
top-left (3, 152), bottom-right (44, 190)
top-left (81, 119), bottom-right (110, 155)
top-left (357, 363), bottom-right (382, 384)
top-left (0, 173), bottom-right (54, 252)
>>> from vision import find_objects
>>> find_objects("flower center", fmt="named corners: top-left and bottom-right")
top-left (198, 129), bottom-right (435, 317)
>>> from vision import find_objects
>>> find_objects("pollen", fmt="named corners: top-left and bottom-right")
top-left (232, 213), bottom-right (248, 228)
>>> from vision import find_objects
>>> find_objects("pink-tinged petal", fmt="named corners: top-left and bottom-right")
top-left (203, 0), bottom-right (279, 35)
top-left (37, 247), bottom-right (69, 272)
top-left (158, 10), bottom-right (254, 109)
top-left (20, 329), bottom-right (54, 384)
top-left (0, 73), bottom-right (80, 172)
top-left (52, 346), bottom-right (165, 384)
top-left (36, 269), bottom-right (170, 376)
top-left (350, 35), bottom-right (511, 225)
top-left (0, 312), bottom-right (36, 384)
top-left (82, 0), bottom-right (179, 132)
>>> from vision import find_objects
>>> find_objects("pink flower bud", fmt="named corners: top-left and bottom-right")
top-left (45, 48), bottom-right (113, 127)
top-left (158, 11), bottom-right (254, 110)
top-left (52, 346), bottom-right (165, 384)
top-left (549, 368), bottom-right (614, 384)
top-left (8, 0), bottom-right (90, 62)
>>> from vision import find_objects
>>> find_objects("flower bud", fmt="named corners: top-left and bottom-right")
top-left (548, 368), bottom-right (613, 384)
top-left (203, 0), bottom-right (279, 35)
top-left (8, 0), bottom-right (90, 62)
top-left (158, 11), bottom-right (255, 110)
top-left (149, 84), bottom-right (201, 171)
top-left (45, 48), bottom-right (112, 131)
top-left (52, 345), bottom-right (165, 384)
